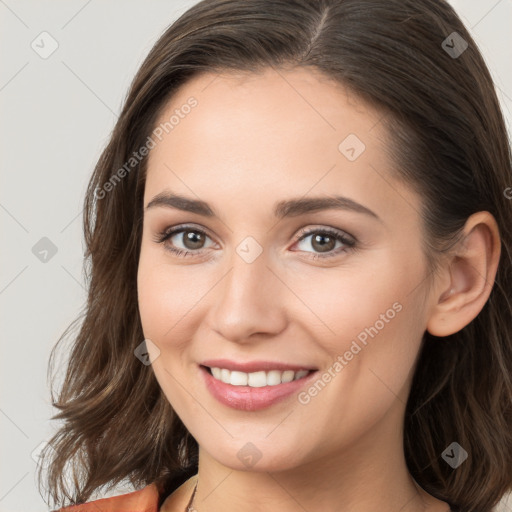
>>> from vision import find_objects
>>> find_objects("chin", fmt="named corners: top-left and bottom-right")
top-left (198, 436), bottom-right (310, 473)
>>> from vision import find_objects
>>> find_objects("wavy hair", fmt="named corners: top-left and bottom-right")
top-left (38, 1), bottom-right (512, 511)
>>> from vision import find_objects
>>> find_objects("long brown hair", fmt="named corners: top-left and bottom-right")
top-left (38, 1), bottom-right (512, 511)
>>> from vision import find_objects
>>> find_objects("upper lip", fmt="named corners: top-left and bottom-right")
top-left (201, 359), bottom-right (317, 373)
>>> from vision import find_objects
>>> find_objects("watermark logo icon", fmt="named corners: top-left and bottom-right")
top-left (134, 338), bottom-right (161, 366)
top-left (31, 31), bottom-right (59, 59)
top-left (237, 442), bottom-right (262, 468)
top-left (236, 236), bottom-right (263, 264)
top-left (32, 237), bottom-right (58, 263)
top-left (441, 442), bottom-right (468, 468)
top-left (442, 32), bottom-right (468, 59)
top-left (338, 134), bottom-right (366, 161)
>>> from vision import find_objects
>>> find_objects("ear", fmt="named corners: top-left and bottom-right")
top-left (426, 211), bottom-right (501, 337)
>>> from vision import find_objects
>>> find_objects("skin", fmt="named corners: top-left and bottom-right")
top-left (136, 67), bottom-right (501, 512)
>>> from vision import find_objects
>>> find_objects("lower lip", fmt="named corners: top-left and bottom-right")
top-left (200, 366), bottom-right (317, 411)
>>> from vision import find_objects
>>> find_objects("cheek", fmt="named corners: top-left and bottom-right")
top-left (296, 253), bottom-right (424, 405)
top-left (291, 299), bottom-right (422, 461)
top-left (293, 254), bottom-right (411, 352)
top-left (137, 249), bottom-right (206, 343)
top-left (137, 259), bottom-right (171, 341)
top-left (137, 253), bottom-right (202, 417)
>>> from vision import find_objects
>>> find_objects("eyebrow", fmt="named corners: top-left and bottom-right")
top-left (145, 191), bottom-right (382, 222)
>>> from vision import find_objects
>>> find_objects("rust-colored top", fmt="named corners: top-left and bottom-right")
top-left (54, 482), bottom-right (163, 512)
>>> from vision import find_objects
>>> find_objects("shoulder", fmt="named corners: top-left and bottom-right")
top-left (53, 482), bottom-right (160, 512)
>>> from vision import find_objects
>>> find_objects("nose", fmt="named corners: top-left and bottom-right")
top-left (206, 246), bottom-right (288, 343)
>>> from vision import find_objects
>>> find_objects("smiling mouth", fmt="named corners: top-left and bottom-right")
top-left (202, 365), bottom-right (315, 388)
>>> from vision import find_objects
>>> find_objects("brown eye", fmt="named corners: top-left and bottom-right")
top-left (179, 229), bottom-right (207, 250)
top-left (154, 225), bottom-right (215, 257)
top-left (292, 227), bottom-right (356, 260)
top-left (310, 233), bottom-right (337, 253)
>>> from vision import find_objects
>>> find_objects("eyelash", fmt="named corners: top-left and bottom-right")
top-left (153, 224), bottom-right (357, 260)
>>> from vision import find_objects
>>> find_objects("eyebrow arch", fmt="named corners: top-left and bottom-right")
top-left (145, 191), bottom-right (382, 222)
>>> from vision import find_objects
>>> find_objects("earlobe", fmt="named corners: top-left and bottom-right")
top-left (426, 211), bottom-right (501, 337)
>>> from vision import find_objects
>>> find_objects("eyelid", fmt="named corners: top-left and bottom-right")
top-left (293, 225), bottom-right (356, 244)
top-left (158, 222), bottom-right (212, 239)
top-left (154, 223), bottom-right (216, 246)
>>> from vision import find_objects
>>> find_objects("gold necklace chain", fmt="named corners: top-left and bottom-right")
top-left (185, 480), bottom-right (198, 512)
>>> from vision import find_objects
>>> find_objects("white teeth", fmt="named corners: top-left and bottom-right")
top-left (209, 367), bottom-right (311, 387)
top-left (221, 368), bottom-right (230, 382)
top-left (248, 371), bottom-right (267, 387)
top-left (281, 370), bottom-right (295, 383)
top-left (266, 370), bottom-right (282, 386)
top-left (230, 371), bottom-right (248, 386)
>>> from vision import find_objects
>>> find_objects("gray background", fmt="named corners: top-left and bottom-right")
top-left (1, 1), bottom-right (511, 511)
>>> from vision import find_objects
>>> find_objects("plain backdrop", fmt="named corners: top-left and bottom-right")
top-left (1, 1), bottom-right (511, 511)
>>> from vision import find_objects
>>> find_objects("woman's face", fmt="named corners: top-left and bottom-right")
top-left (137, 67), bottom-right (435, 472)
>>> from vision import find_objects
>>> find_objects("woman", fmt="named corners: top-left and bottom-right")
top-left (39, 0), bottom-right (512, 511)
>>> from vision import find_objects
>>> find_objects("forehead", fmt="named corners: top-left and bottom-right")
top-left (144, 67), bottom-right (419, 227)
top-left (150, 66), bottom-right (381, 155)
